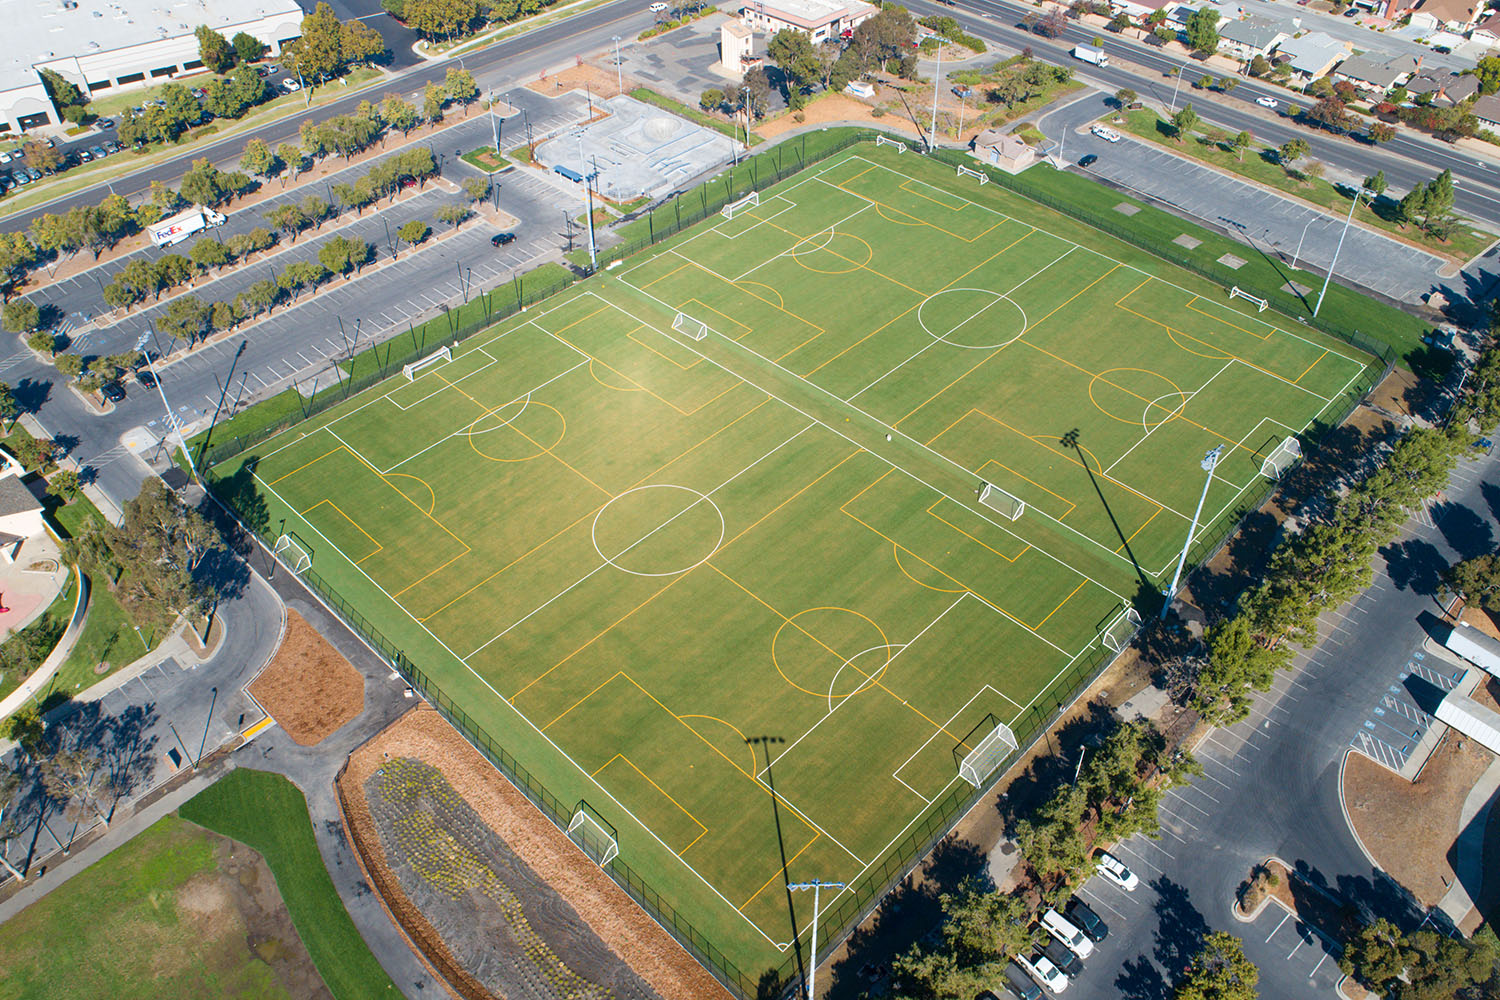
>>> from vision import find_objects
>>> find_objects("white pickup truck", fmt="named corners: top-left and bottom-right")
top-left (148, 205), bottom-right (227, 247)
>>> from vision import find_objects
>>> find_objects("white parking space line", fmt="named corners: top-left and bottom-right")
top-left (1266, 911), bottom-right (1290, 942)
top-left (1310, 953), bottom-right (1330, 978)
top-left (1158, 804), bottom-right (1201, 830)
top-left (1076, 885), bottom-right (1128, 920)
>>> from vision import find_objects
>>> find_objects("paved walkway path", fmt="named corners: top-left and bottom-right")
top-left (1439, 755), bottom-right (1500, 925)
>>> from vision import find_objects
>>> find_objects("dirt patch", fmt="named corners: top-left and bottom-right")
top-left (249, 609), bottom-right (363, 746)
top-left (754, 93), bottom-right (922, 142)
top-left (528, 62), bottom-right (632, 100)
top-left (338, 706), bottom-right (730, 1000)
top-left (1343, 695), bottom-right (1497, 906)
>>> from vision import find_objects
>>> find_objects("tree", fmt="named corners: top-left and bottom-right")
top-left (1194, 615), bottom-right (1289, 723)
top-left (277, 259), bottom-right (329, 299)
top-left (156, 253), bottom-right (194, 290)
top-left (1364, 170), bottom-right (1387, 197)
top-left (42, 748), bottom-right (114, 827)
top-left (195, 25), bottom-right (235, 74)
top-left (232, 31), bottom-right (269, 64)
top-left (179, 158), bottom-right (228, 207)
top-left (0, 232), bottom-right (37, 297)
top-left (300, 195), bottom-right (332, 229)
top-left (381, 94), bottom-right (419, 135)
top-left (462, 176), bottom-right (490, 202)
top-left (397, 220), bottom-right (429, 248)
top-left (1306, 96), bottom-right (1349, 132)
top-left (742, 67), bottom-right (772, 119)
top-left (1302, 159), bottom-right (1325, 184)
top-left (23, 140), bottom-right (61, 176)
top-left (0, 382), bottom-right (17, 435)
top-left (157, 295), bottom-right (212, 343)
top-left (106, 478), bottom-right (221, 630)
top-left (1474, 55), bottom-right (1500, 95)
top-left (1185, 7), bottom-right (1219, 52)
top-left (340, 17), bottom-right (385, 66)
top-left (1110, 10), bottom-right (1132, 31)
top-left (189, 238), bottom-right (232, 273)
top-left (405, 0), bottom-right (479, 39)
top-left (285, 2), bottom-right (345, 82)
top-left (1368, 121), bottom-right (1396, 144)
top-left (46, 469), bottom-right (80, 503)
top-left (210, 299), bottom-right (238, 333)
top-left (243, 279), bottom-right (281, 316)
top-left (226, 226), bottom-right (275, 260)
top-left (238, 139), bottom-right (276, 182)
top-left (266, 203), bottom-right (309, 243)
top-left (1115, 87), bottom-right (1137, 107)
top-left (277, 142), bottom-right (306, 183)
top-left (444, 67), bottom-right (479, 111)
top-left (940, 878), bottom-right (1036, 964)
top-left (1277, 137), bottom-right (1308, 165)
top-left (435, 203), bottom-right (470, 229)
top-left (102, 279), bottom-right (141, 312)
top-left (318, 235), bottom-right (372, 276)
top-left (699, 87), bottom-right (724, 112)
top-left (1170, 103), bottom-right (1198, 141)
top-left (769, 28), bottom-right (821, 97)
top-left (1444, 552), bottom-right (1500, 611)
top-left (1249, 54), bottom-right (1271, 76)
top-left (38, 68), bottom-right (85, 115)
top-left (2, 301), bottom-right (40, 334)
top-left (332, 181), bottom-right (373, 216)
top-left (1172, 932), bottom-right (1258, 1000)
top-left (0, 764), bottom-right (30, 880)
top-left (30, 332), bottom-right (59, 359)
top-left (1423, 168), bottom-right (1455, 227)
top-left (423, 82), bottom-right (445, 123)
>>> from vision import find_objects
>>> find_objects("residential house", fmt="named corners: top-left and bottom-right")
top-left (1110, 0), bottom-right (1177, 22)
top-left (1405, 69), bottom-right (1479, 104)
top-left (1333, 53), bottom-right (1421, 92)
top-left (1217, 16), bottom-right (1291, 59)
top-left (1472, 10), bottom-right (1500, 46)
top-left (0, 450), bottom-right (46, 563)
top-left (1390, 0), bottom-right (1484, 32)
top-left (971, 130), bottom-right (1036, 173)
top-left (738, 0), bottom-right (877, 44)
top-left (1472, 92), bottom-right (1500, 127)
top-left (1274, 31), bottom-right (1355, 81)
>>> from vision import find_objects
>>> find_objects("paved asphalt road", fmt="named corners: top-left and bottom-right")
top-left (1038, 91), bottom-right (1468, 306)
top-left (1058, 439), bottom-right (1500, 1000)
top-left (905, 0), bottom-right (1500, 228)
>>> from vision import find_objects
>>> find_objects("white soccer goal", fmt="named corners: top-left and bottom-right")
top-left (875, 134), bottom-right (907, 154)
top-left (403, 345), bottom-right (453, 381)
top-left (958, 719), bottom-right (1019, 787)
top-left (1101, 607), bottom-right (1143, 653)
top-left (956, 165), bottom-right (989, 186)
top-left (1262, 435), bottom-right (1302, 479)
top-left (978, 482), bottom-right (1025, 520)
top-left (271, 534), bottom-right (312, 574)
top-left (721, 190), bottom-right (759, 220)
top-left (1230, 286), bottom-right (1269, 312)
top-left (672, 311), bottom-right (709, 341)
top-left (567, 802), bottom-right (619, 866)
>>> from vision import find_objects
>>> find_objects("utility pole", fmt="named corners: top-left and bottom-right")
top-left (137, 329), bottom-right (200, 483)
top-left (1170, 63), bottom-right (1186, 113)
top-left (1161, 445), bottom-right (1222, 620)
top-left (489, 90), bottom-right (500, 155)
top-left (787, 880), bottom-right (845, 1000)
top-left (613, 36), bottom-right (624, 94)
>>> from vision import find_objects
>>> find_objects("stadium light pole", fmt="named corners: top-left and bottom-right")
top-left (928, 36), bottom-right (948, 152)
top-left (1290, 215), bottom-right (1317, 270)
top-left (1314, 187), bottom-right (1370, 319)
top-left (1161, 445), bottom-right (1221, 620)
top-left (787, 880), bottom-right (845, 1000)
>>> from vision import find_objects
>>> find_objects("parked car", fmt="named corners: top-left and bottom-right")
top-left (12, 172), bottom-right (29, 185)
top-left (1043, 938), bottom-right (1083, 978)
top-left (190, 87), bottom-right (207, 99)
top-left (1041, 909), bottom-right (1094, 959)
top-left (282, 78), bottom-right (301, 91)
top-left (89, 145), bottom-right (107, 159)
top-left (1017, 952), bottom-right (1069, 994)
top-left (101, 382), bottom-right (125, 403)
top-left (1089, 124), bottom-right (1122, 142)
top-left (77, 148), bottom-right (93, 162)
top-left (490, 232), bottom-right (516, 246)
top-left (1097, 851), bottom-right (1140, 891)
top-left (1066, 898), bottom-right (1108, 942)
top-left (135, 368), bottom-right (156, 389)
top-left (0, 151), bottom-right (11, 164)
top-left (1078, 153), bottom-right (1097, 168)
top-left (24, 167), bottom-right (40, 181)
top-left (104, 140), bottom-right (122, 153)
top-left (1002, 962), bottom-right (1043, 1000)
top-left (648, 2), bottom-right (668, 10)
top-left (840, 27), bottom-right (854, 37)
top-left (1343, 5), bottom-right (1359, 13)
top-left (95, 116), bottom-right (114, 128)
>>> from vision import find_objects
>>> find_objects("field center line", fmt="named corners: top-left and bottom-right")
top-left (601, 283), bottom-right (1134, 605)
top-left (732, 201), bottom-right (873, 283)
top-left (465, 422), bottom-right (816, 664)
top-left (249, 469), bottom-right (786, 949)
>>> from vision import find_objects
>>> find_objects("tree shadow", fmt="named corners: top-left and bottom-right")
top-left (1434, 501), bottom-right (1494, 562)
top-left (1378, 537), bottom-right (1447, 596)
top-left (1482, 481), bottom-right (1500, 527)
top-left (1115, 953), bottom-right (1171, 1000)
top-left (1151, 875), bottom-right (1208, 976)
top-left (997, 701), bottom-right (1119, 834)
top-left (12, 377), bottom-right (51, 416)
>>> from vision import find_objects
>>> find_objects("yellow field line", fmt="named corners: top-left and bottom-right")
top-left (1033, 579), bottom-right (1087, 630)
top-left (738, 832), bottom-right (820, 911)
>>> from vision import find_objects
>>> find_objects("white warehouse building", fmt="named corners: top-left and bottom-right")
top-left (739, 0), bottom-right (877, 44)
top-left (0, 0), bottom-right (305, 135)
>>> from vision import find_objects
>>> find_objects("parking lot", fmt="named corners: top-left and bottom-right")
top-left (1350, 649), bottom-right (1466, 774)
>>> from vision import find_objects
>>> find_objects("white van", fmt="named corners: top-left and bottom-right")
top-left (1041, 909), bottom-right (1095, 959)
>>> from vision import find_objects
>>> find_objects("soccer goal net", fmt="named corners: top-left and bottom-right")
top-left (875, 134), bottom-right (907, 154)
top-left (721, 191), bottom-right (759, 220)
top-left (672, 311), bottom-right (709, 341)
top-left (271, 533), bottom-right (312, 574)
top-left (1101, 607), bottom-right (1143, 653)
top-left (1262, 435), bottom-right (1302, 479)
top-left (978, 483), bottom-right (1025, 520)
top-left (956, 715), bottom-right (1019, 788)
top-left (1229, 286), bottom-right (1269, 312)
top-left (956, 165), bottom-right (989, 185)
top-left (567, 800), bottom-right (619, 867)
top-left (403, 345), bottom-right (453, 381)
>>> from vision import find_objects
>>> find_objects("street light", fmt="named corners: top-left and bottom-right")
top-left (612, 36), bottom-right (623, 94)
top-left (787, 880), bottom-right (845, 1000)
top-left (1314, 187), bottom-right (1372, 318)
top-left (1161, 445), bottom-right (1222, 620)
top-left (1170, 63), bottom-right (1187, 113)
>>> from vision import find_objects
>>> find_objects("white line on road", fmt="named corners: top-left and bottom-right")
top-left (1266, 911), bottom-right (1290, 942)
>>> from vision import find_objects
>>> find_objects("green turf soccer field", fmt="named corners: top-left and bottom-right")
top-left (217, 143), bottom-right (1378, 979)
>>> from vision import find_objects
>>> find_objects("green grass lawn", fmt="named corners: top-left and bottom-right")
top-left (0, 575), bottom-right (75, 704)
top-left (0, 814), bottom-right (306, 1000)
top-left (205, 141), bottom-right (1388, 983)
top-left (1114, 107), bottom-right (1495, 261)
top-left (179, 769), bottom-right (400, 1000)
top-left (460, 147), bottom-right (511, 173)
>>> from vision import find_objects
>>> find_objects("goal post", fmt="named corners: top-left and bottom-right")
top-left (874, 134), bottom-right (907, 153)
top-left (1101, 607), bottom-right (1143, 653)
top-left (954, 714), bottom-right (1019, 788)
top-left (271, 533), bottom-right (312, 574)
top-left (672, 311), bottom-right (709, 342)
top-left (955, 164), bottom-right (989, 185)
top-left (1229, 286), bottom-right (1269, 312)
top-left (1262, 435), bottom-right (1302, 479)
top-left (721, 190), bottom-right (759, 220)
top-left (978, 482), bottom-right (1025, 520)
top-left (567, 800), bottom-right (619, 867)
top-left (403, 345), bottom-right (453, 381)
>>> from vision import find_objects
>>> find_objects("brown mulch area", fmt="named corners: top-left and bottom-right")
top-left (1343, 680), bottom-right (1500, 906)
top-left (755, 94), bottom-right (921, 141)
top-left (337, 706), bottom-right (731, 1000)
top-left (527, 63), bottom-right (632, 100)
top-left (1264, 858), bottom-right (1361, 943)
top-left (248, 609), bottom-right (363, 746)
